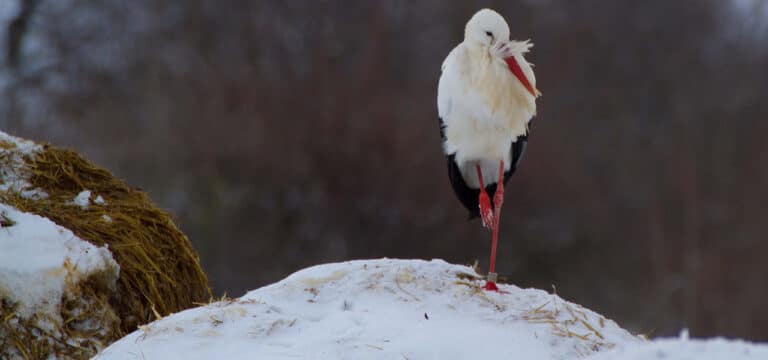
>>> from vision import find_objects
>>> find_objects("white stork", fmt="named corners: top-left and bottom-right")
top-left (437, 8), bottom-right (540, 291)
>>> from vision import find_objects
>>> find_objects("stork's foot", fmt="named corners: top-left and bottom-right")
top-left (482, 281), bottom-right (509, 293)
top-left (479, 190), bottom-right (493, 230)
top-left (483, 281), bottom-right (499, 292)
top-left (483, 272), bottom-right (499, 291)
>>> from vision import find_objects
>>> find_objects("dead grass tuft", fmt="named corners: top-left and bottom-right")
top-left (521, 287), bottom-right (614, 356)
top-left (456, 274), bottom-right (616, 357)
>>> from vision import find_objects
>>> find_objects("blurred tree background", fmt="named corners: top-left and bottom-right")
top-left (1, 0), bottom-right (767, 340)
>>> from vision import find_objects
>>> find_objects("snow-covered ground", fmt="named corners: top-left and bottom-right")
top-left (95, 259), bottom-right (637, 360)
top-left (94, 259), bottom-right (768, 360)
top-left (590, 336), bottom-right (768, 360)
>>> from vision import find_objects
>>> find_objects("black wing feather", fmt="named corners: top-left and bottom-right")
top-left (443, 121), bottom-right (530, 220)
top-left (438, 117), bottom-right (447, 141)
top-left (446, 153), bottom-right (485, 219)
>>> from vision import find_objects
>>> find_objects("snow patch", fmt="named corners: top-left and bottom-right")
top-left (0, 130), bottom-right (46, 199)
top-left (72, 189), bottom-right (92, 208)
top-left (70, 190), bottom-right (108, 209)
top-left (0, 203), bottom-right (119, 319)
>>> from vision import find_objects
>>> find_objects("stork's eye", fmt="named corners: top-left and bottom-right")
top-left (485, 31), bottom-right (493, 38)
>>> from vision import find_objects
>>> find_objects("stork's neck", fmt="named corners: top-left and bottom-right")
top-left (458, 41), bottom-right (537, 118)
top-left (463, 43), bottom-right (507, 87)
top-left (464, 42), bottom-right (492, 64)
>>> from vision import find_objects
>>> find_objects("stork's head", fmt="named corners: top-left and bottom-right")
top-left (464, 9), bottom-right (539, 97)
top-left (464, 8), bottom-right (510, 56)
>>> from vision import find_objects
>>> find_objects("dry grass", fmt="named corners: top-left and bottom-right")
top-left (1, 268), bottom-right (121, 359)
top-left (521, 287), bottom-right (615, 356)
top-left (455, 275), bottom-right (616, 357)
top-left (1, 143), bottom-right (211, 359)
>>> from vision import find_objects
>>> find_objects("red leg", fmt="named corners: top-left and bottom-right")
top-left (476, 164), bottom-right (493, 230)
top-left (490, 160), bottom-right (505, 273)
top-left (484, 160), bottom-right (505, 292)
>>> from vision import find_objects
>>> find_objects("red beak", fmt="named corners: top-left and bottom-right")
top-left (504, 56), bottom-right (537, 97)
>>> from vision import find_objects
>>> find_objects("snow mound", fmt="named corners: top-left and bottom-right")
top-left (96, 259), bottom-right (640, 360)
top-left (588, 337), bottom-right (768, 360)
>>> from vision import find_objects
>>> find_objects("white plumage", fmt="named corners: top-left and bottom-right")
top-left (437, 9), bottom-right (539, 189)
